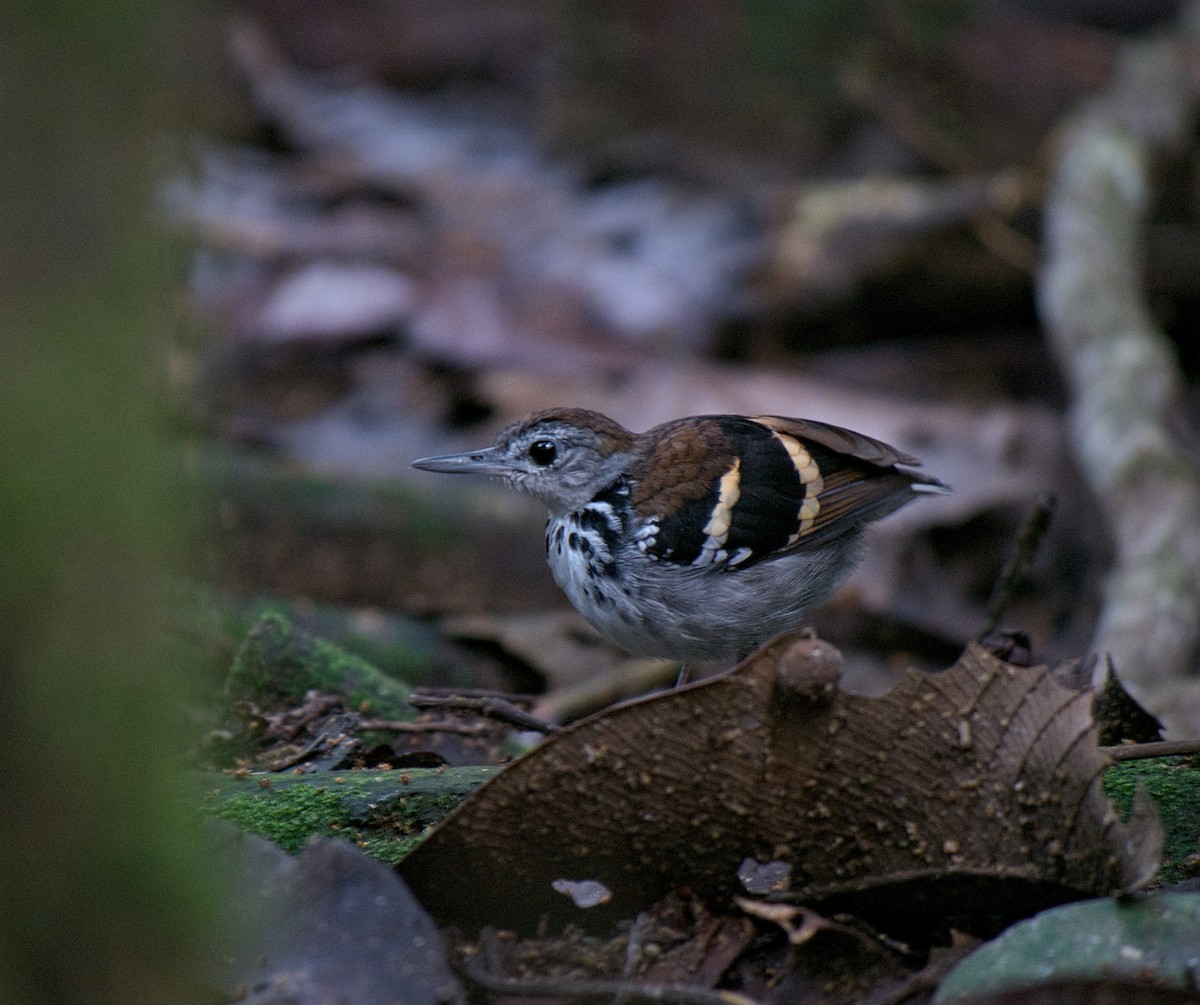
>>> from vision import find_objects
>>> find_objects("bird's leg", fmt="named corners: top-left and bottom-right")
top-left (676, 645), bottom-right (755, 687)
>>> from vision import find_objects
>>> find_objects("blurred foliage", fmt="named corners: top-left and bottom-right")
top-left (550, 0), bottom-right (970, 166)
top-left (0, 1), bottom-right (216, 1003)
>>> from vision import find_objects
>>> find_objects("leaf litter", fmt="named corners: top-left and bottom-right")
top-left (400, 632), bottom-right (1162, 937)
top-left (173, 11), bottom-right (1200, 1000)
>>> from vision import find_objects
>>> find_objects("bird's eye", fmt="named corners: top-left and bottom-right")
top-left (528, 440), bottom-right (557, 466)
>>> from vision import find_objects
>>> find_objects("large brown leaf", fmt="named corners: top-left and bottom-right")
top-left (399, 635), bottom-right (1161, 932)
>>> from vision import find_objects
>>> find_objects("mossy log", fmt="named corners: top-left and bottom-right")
top-left (199, 756), bottom-right (1198, 889)
top-left (228, 612), bottom-right (414, 719)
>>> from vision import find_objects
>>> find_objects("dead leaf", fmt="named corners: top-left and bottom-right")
top-left (399, 634), bottom-right (1161, 932)
top-left (216, 21), bottom-right (761, 367)
top-left (636, 908), bottom-right (757, 988)
top-left (734, 899), bottom-right (871, 949)
top-left (551, 877), bottom-right (612, 908)
top-left (1092, 657), bottom-right (1165, 746)
top-left (737, 856), bottom-right (792, 895)
top-left (253, 262), bottom-right (417, 342)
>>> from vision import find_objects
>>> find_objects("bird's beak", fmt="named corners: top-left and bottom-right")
top-left (411, 447), bottom-right (507, 476)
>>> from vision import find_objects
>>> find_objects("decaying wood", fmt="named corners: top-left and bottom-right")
top-left (1037, 4), bottom-right (1200, 731)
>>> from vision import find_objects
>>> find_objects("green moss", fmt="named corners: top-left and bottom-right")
top-left (209, 785), bottom-right (349, 855)
top-left (1104, 756), bottom-right (1200, 883)
top-left (201, 766), bottom-right (496, 863)
top-left (227, 613), bottom-right (413, 719)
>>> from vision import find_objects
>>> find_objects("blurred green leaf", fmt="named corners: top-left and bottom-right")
top-left (935, 894), bottom-right (1200, 1002)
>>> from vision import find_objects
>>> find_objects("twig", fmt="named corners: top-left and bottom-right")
top-left (412, 685), bottom-right (541, 701)
top-left (979, 492), bottom-right (1057, 640)
top-left (533, 658), bottom-right (678, 723)
top-left (265, 727), bottom-right (357, 771)
top-left (622, 913), bottom-right (651, 978)
top-left (357, 717), bottom-right (489, 735)
top-left (615, 912), bottom-right (653, 1005)
top-left (1102, 739), bottom-right (1200, 762)
top-left (409, 693), bottom-right (559, 735)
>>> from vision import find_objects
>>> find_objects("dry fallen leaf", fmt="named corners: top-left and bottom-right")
top-left (400, 634), bottom-right (1161, 932)
top-left (734, 898), bottom-right (871, 948)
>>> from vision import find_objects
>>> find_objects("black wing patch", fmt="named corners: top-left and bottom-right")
top-left (636, 416), bottom-right (933, 569)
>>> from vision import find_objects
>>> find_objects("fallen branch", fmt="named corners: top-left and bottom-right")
top-left (1102, 738), bottom-right (1200, 762)
top-left (1036, 4), bottom-right (1200, 732)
